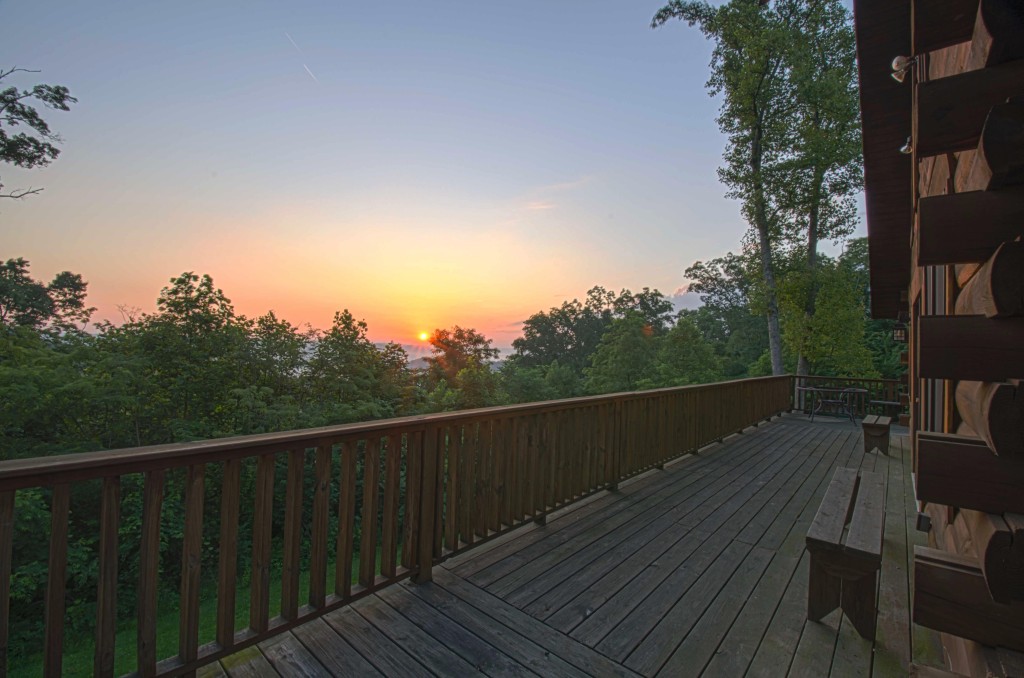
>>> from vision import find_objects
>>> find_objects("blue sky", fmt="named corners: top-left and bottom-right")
top-left (1, 0), bottom-right (864, 348)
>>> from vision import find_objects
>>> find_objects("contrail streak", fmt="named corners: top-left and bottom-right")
top-left (303, 64), bottom-right (320, 83)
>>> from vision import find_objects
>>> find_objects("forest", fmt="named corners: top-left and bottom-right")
top-left (2, 239), bottom-right (899, 462)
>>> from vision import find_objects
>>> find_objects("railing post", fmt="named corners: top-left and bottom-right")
top-left (414, 425), bottom-right (441, 584)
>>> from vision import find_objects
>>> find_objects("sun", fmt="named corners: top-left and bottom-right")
top-left (418, 331), bottom-right (429, 342)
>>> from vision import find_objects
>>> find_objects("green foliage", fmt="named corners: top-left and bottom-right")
top-left (585, 312), bottom-right (659, 393)
top-left (1, 67), bottom-right (77, 199)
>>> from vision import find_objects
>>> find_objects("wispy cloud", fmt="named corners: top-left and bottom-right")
top-left (526, 201), bottom-right (556, 211)
top-left (285, 32), bottom-right (319, 84)
top-left (538, 175), bottom-right (594, 194)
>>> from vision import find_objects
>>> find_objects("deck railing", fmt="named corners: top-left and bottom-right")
top-left (0, 375), bottom-right (791, 677)
top-left (793, 375), bottom-right (902, 418)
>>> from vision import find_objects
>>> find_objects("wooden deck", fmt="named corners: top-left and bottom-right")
top-left (204, 414), bottom-right (945, 677)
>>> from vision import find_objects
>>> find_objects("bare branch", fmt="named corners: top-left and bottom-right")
top-left (0, 66), bottom-right (41, 81)
top-left (0, 187), bottom-right (44, 199)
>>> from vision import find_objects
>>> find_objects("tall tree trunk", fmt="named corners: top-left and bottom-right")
top-left (751, 125), bottom-right (785, 376)
top-left (796, 169), bottom-right (824, 377)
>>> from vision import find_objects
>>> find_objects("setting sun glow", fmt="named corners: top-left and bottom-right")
top-left (418, 331), bottom-right (430, 342)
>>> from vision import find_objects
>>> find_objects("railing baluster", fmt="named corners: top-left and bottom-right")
top-left (473, 423), bottom-right (487, 539)
top-left (309, 444), bottom-right (331, 607)
top-left (0, 490), bottom-right (14, 678)
top-left (415, 426), bottom-right (441, 583)
top-left (43, 484), bottom-right (70, 677)
top-left (137, 470), bottom-right (164, 677)
top-left (444, 426), bottom-right (460, 552)
top-left (401, 432), bottom-right (421, 571)
top-left (250, 454), bottom-right (274, 633)
top-left (94, 477), bottom-right (120, 678)
top-left (380, 434), bottom-right (400, 578)
top-left (281, 449), bottom-right (304, 620)
top-left (460, 425), bottom-right (475, 546)
top-left (179, 464), bottom-right (205, 665)
top-left (359, 438), bottom-right (381, 588)
top-left (337, 441), bottom-right (357, 594)
top-left (216, 458), bottom-right (241, 649)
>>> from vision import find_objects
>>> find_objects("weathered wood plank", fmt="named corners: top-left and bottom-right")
top-left (914, 545), bottom-right (1024, 651)
top-left (955, 380), bottom-right (1024, 457)
top-left (307, 446), bottom-right (330, 608)
top-left (179, 464), bottom-right (206, 663)
top-left (431, 569), bottom-right (637, 678)
top-left (918, 314), bottom-right (1024, 381)
top-left (0, 491), bottom-right (12, 677)
top-left (380, 434), bottom-right (400, 579)
top-left (913, 0), bottom-right (978, 52)
top-left (281, 450), bottom-right (304, 621)
top-left (289, 617), bottom-right (382, 676)
top-left (402, 579), bottom-right (596, 678)
top-left (258, 630), bottom-right (330, 677)
top-left (94, 477), bottom-right (120, 678)
top-left (336, 441), bottom-right (356, 596)
top-left (43, 484), bottom-right (71, 676)
top-left (250, 454), bottom-right (275, 632)
top-left (322, 606), bottom-right (430, 677)
top-left (359, 438), bottom-right (380, 589)
top-left (917, 190), bottom-right (1024, 267)
top-left (375, 583), bottom-right (533, 676)
top-left (916, 59), bottom-right (1024, 157)
top-left (217, 458), bottom-right (242, 648)
top-left (917, 430), bottom-right (1024, 513)
top-left (137, 470), bottom-right (165, 677)
top-left (352, 594), bottom-right (483, 676)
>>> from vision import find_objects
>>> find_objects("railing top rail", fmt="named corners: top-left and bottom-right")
top-left (0, 375), bottom-right (791, 490)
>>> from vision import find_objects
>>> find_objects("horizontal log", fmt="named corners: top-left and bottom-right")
top-left (918, 315), bottom-right (1024, 381)
top-left (917, 431), bottom-right (1024, 513)
top-left (963, 101), bottom-right (1024, 192)
top-left (913, 545), bottom-right (1024, 651)
top-left (913, 0), bottom-right (979, 53)
top-left (917, 60), bottom-right (1024, 157)
top-left (919, 188), bottom-right (1024, 265)
top-left (962, 508), bottom-right (1024, 602)
top-left (956, 242), bottom-right (1024, 317)
top-left (955, 380), bottom-right (1024, 455)
top-left (967, 0), bottom-right (1024, 70)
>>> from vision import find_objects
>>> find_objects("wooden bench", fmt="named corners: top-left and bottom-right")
top-left (806, 468), bottom-right (886, 639)
top-left (862, 415), bottom-right (892, 455)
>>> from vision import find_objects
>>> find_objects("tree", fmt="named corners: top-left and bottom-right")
top-left (585, 312), bottom-right (659, 394)
top-left (683, 253), bottom-right (767, 376)
top-left (0, 257), bottom-right (92, 330)
top-left (776, 0), bottom-right (862, 375)
top-left (654, 315), bottom-right (722, 385)
top-left (509, 286), bottom-right (673, 378)
top-left (654, 1), bottom-right (796, 375)
top-left (1, 67), bottom-right (77, 199)
top-left (426, 326), bottom-right (499, 384)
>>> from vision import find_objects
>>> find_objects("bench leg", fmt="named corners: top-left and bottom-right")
top-left (807, 555), bottom-right (840, 621)
top-left (841, 571), bottom-right (878, 640)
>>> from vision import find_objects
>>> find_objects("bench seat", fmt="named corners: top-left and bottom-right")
top-left (862, 415), bottom-right (892, 455)
top-left (806, 467), bottom-right (886, 639)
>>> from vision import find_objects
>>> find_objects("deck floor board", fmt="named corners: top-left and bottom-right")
top-left (216, 415), bottom-right (944, 677)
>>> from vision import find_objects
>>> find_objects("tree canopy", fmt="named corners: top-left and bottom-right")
top-left (0, 67), bottom-right (77, 199)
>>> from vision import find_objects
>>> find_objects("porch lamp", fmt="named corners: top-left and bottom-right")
top-left (892, 321), bottom-right (908, 343)
top-left (891, 55), bottom-right (918, 83)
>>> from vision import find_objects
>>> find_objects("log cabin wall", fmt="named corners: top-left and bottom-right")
top-left (856, 0), bottom-right (1024, 674)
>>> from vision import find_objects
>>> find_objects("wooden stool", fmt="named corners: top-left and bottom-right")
top-left (862, 415), bottom-right (892, 455)
top-left (806, 468), bottom-right (885, 639)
